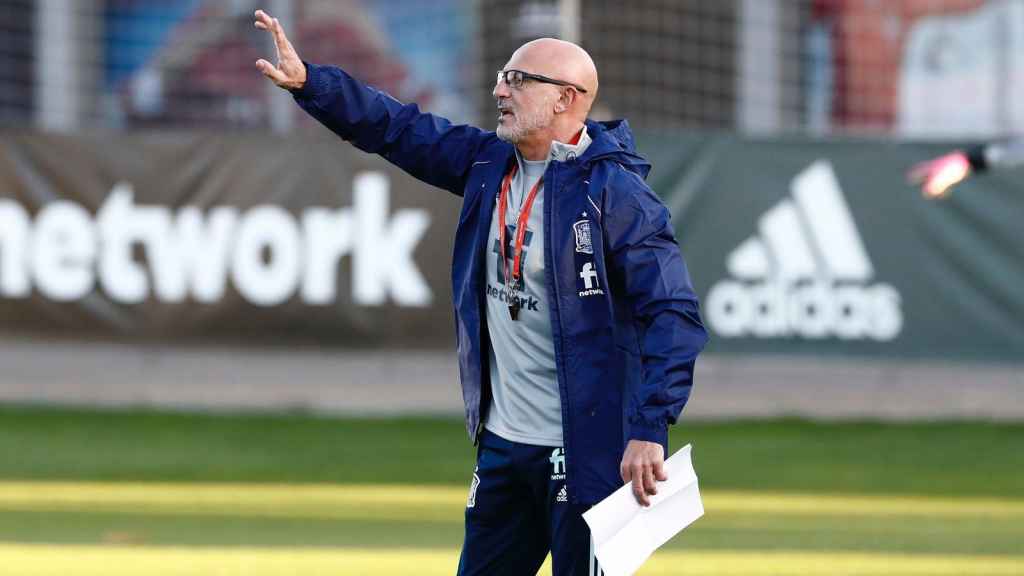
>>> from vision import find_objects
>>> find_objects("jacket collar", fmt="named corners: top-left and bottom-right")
top-left (576, 119), bottom-right (652, 180)
top-left (512, 125), bottom-right (594, 170)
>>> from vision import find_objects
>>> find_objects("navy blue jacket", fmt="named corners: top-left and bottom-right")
top-left (294, 63), bottom-right (708, 504)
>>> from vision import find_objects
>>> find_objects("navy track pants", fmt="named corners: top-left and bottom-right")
top-left (457, 429), bottom-right (605, 576)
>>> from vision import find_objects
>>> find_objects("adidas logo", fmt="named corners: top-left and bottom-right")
top-left (556, 485), bottom-right (568, 503)
top-left (706, 161), bottom-right (903, 341)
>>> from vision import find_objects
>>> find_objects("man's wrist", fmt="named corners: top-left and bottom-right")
top-left (965, 145), bottom-right (988, 172)
top-left (628, 421), bottom-right (667, 444)
top-left (289, 62), bottom-right (316, 98)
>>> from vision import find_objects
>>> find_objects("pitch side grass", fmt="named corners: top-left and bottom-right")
top-left (0, 407), bottom-right (1021, 575)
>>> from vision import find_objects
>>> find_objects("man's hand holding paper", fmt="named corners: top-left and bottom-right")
top-left (584, 444), bottom-right (703, 576)
top-left (620, 440), bottom-right (668, 506)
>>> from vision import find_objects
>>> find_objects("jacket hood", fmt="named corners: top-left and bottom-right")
top-left (580, 119), bottom-right (652, 179)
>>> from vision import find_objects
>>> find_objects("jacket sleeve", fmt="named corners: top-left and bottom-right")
top-left (602, 166), bottom-right (709, 443)
top-left (968, 137), bottom-right (1024, 173)
top-left (291, 63), bottom-right (492, 196)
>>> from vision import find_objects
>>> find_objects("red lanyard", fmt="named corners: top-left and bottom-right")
top-left (498, 162), bottom-right (543, 299)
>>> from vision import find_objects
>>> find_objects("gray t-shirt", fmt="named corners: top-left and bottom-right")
top-left (484, 128), bottom-right (593, 446)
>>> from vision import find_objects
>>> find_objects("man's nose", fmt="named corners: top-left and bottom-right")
top-left (493, 79), bottom-right (510, 99)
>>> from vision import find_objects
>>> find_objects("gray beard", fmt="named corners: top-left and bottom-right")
top-left (496, 106), bottom-right (553, 143)
top-left (496, 124), bottom-right (517, 143)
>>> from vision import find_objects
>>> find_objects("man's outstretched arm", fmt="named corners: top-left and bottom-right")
top-left (254, 9), bottom-right (492, 196)
top-left (907, 138), bottom-right (1024, 199)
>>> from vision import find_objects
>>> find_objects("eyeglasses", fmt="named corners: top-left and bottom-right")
top-left (496, 69), bottom-right (588, 93)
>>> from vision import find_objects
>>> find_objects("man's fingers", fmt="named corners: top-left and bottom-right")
top-left (254, 11), bottom-right (291, 55)
top-left (631, 473), bottom-right (649, 507)
top-left (926, 165), bottom-right (968, 198)
top-left (254, 9), bottom-right (273, 29)
top-left (907, 165), bottom-right (955, 197)
top-left (909, 152), bottom-right (970, 197)
top-left (255, 58), bottom-right (274, 75)
top-left (621, 441), bottom-right (669, 506)
top-left (917, 169), bottom-right (951, 198)
top-left (270, 18), bottom-right (296, 57)
top-left (632, 463), bottom-right (652, 505)
top-left (255, 59), bottom-right (286, 84)
top-left (653, 461), bottom-right (668, 482)
top-left (642, 466), bottom-right (657, 497)
top-left (924, 179), bottom-right (953, 199)
top-left (906, 161), bottom-right (933, 184)
top-left (271, 16), bottom-right (286, 41)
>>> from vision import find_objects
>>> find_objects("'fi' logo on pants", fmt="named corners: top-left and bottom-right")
top-left (550, 448), bottom-right (566, 480)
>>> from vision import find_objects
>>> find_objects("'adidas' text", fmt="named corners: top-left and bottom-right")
top-left (706, 161), bottom-right (903, 341)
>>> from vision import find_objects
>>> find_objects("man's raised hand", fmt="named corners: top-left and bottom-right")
top-left (907, 151), bottom-right (972, 199)
top-left (254, 9), bottom-right (307, 91)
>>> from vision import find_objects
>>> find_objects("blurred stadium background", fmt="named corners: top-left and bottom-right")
top-left (1, 0), bottom-right (1023, 574)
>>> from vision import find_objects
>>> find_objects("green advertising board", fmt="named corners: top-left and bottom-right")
top-left (639, 133), bottom-right (1024, 361)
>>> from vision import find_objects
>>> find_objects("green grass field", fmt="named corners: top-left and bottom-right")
top-left (1, 406), bottom-right (1022, 575)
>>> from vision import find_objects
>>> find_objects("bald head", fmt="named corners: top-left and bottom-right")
top-left (506, 38), bottom-right (598, 117)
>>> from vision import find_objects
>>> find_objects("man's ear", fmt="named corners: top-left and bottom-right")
top-left (554, 88), bottom-right (575, 114)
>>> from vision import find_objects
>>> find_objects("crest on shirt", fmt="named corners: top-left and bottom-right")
top-left (573, 219), bottom-right (593, 254)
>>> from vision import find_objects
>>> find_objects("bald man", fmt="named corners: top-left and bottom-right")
top-left (256, 10), bottom-right (706, 575)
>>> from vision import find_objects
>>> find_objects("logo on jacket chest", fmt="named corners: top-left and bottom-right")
top-left (574, 212), bottom-right (603, 298)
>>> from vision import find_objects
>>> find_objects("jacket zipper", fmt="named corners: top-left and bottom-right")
top-left (546, 162), bottom-right (578, 504)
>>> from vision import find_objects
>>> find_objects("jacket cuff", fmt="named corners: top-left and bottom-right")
top-left (629, 420), bottom-right (667, 444)
top-left (290, 62), bottom-right (325, 100)
top-left (965, 145), bottom-right (988, 172)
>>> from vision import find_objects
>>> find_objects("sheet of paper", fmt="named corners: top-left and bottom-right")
top-left (583, 444), bottom-right (703, 576)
